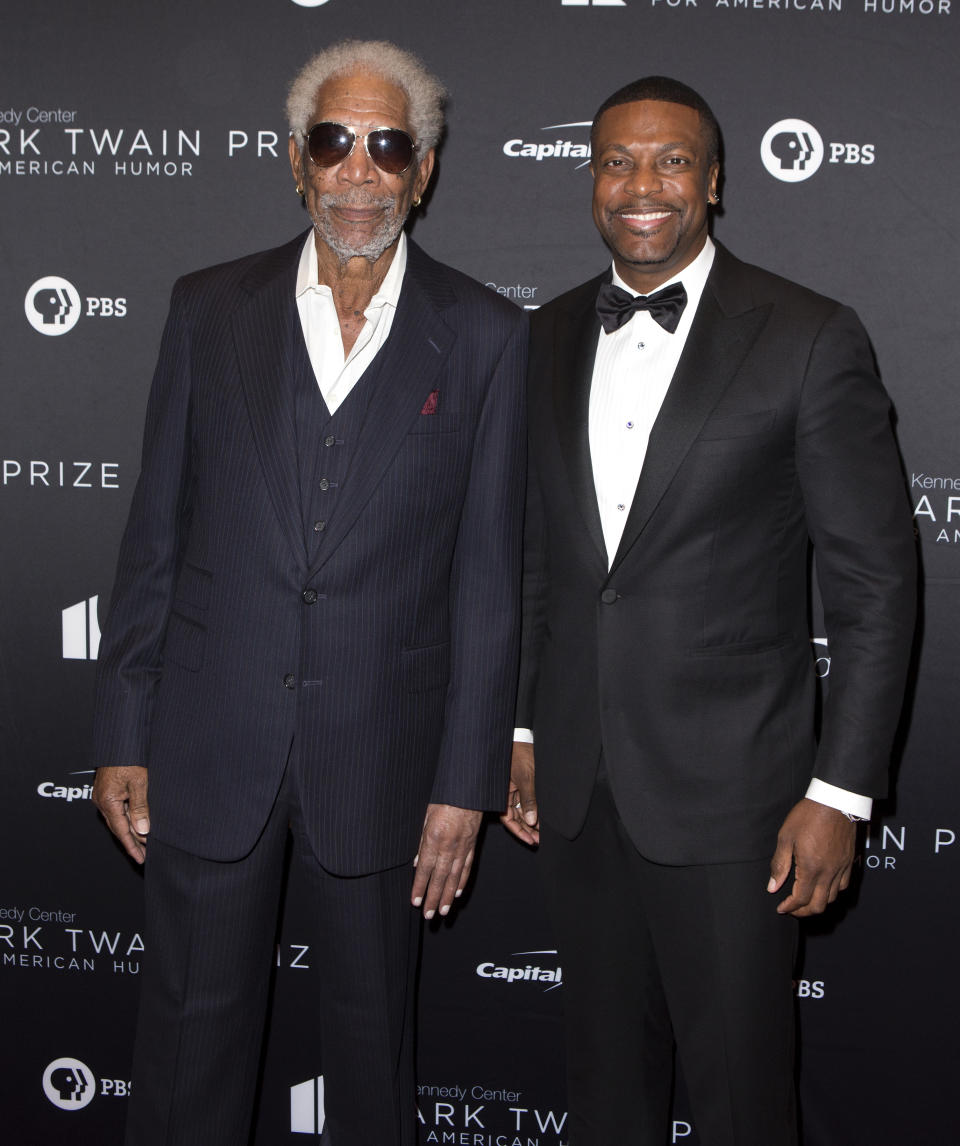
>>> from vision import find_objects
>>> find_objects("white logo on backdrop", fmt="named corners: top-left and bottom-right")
top-left (42, 1058), bottom-right (96, 1110)
top-left (761, 119), bottom-right (824, 182)
top-left (63, 596), bottom-right (101, 660)
top-left (562, 0), bottom-right (627, 6)
top-left (37, 770), bottom-right (96, 803)
top-left (290, 0), bottom-right (331, 6)
top-left (25, 276), bottom-right (81, 335)
top-left (291, 1076), bottom-right (326, 1134)
top-left (503, 122), bottom-right (592, 168)
top-left (476, 949), bottom-right (563, 991)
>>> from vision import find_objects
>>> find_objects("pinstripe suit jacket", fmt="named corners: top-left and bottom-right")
top-left (92, 232), bottom-right (527, 874)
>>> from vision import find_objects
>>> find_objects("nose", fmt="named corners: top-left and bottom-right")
top-left (338, 133), bottom-right (378, 186)
top-left (622, 159), bottom-right (662, 198)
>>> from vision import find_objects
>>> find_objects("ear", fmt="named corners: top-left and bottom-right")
top-left (708, 161), bottom-right (720, 201)
top-left (289, 133), bottom-right (304, 186)
top-left (412, 147), bottom-right (436, 202)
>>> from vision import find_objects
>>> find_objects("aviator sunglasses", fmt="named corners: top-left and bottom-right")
top-left (306, 121), bottom-right (418, 175)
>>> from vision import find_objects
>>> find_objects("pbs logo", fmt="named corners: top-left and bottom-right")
top-left (760, 119), bottom-right (824, 183)
top-left (42, 1057), bottom-right (95, 1111)
top-left (25, 276), bottom-right (82, 335)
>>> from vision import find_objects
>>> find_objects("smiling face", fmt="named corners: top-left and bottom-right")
top-left (288, 68), bottom-right (435, 267)
top-left (590, 99), bottom-right (719, 293)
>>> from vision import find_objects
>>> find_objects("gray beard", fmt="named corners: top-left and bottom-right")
top-left (310, 190), bottom-right (406, 264)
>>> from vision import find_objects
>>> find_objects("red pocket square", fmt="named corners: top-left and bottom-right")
top-left (420, 390), bottom-right (439, 415)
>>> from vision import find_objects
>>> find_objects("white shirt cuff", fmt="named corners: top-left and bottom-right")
top-left (805, 778), bottom-right (872, 821)
top-left (513, 728), bottom-right (534, 744)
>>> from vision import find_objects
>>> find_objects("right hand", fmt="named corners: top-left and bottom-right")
top-left (500, 741), bottom-right (539, 846)
top-left (92, 766), bottom-right (150, 864)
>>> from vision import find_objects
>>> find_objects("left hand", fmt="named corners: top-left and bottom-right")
top-left (411, 803), bottom-right (483, 920)
top-left (767, 798), bottom-right (857, 917)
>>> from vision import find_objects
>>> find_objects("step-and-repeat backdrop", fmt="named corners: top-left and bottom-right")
top-left (2, 1), bottom-right (956, 1143)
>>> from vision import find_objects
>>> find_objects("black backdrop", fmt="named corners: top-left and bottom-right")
top-left (2, 2), bottom-right (957, 1143)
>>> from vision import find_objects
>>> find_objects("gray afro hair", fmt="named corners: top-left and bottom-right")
top-left (286, 40), bottom-right (446, 152)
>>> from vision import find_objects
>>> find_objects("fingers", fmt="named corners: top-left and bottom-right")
top-left (500, 743), bottom-right (540, 846)
top-left (126, 770), bottom-right (151, 840)
top-left (411, 804), bottom-right (482, 920)
top-left (768, 799), bottom-right (857, 917)
top-left (766, 838), bottom-right (792, 895)
top-left (92, 766), bottom-right (150, 865)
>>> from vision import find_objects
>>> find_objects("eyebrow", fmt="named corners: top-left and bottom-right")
top-left (599, 139), bottom-right (696, 153)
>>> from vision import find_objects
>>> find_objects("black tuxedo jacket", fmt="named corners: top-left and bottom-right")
top-left (517, 243), bottom-right (916, 865)
top-left (93, 233), bottom-right (526, 874)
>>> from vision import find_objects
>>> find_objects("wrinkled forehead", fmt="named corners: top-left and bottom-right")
top-left (310, 69), bottom-right (411, 134)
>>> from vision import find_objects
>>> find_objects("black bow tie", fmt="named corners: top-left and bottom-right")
top-left (596, 281), bottom-right (688, 335)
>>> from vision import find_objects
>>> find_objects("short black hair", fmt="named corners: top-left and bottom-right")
top-left (590, 76), bottom-right (721, 164)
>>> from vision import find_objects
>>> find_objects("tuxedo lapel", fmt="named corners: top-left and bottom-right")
top-left (233, 237), bottom-right (307, 570)
top-left (609, 248), bottom-right (772, 574)
top-left (552, 276), bottom-right (608, 570)
top-left (305, 243), bottom-right (456, 579)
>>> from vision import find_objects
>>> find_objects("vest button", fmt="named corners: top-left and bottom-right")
top-left (600, 588), bottom-right (619, 605)
top-left (302, 588), bottom-right (318, 604)
top-left (324, 436), bottom-right (336, 447)
top-left (313, 520), bottom-right (326, 532)
top-left (318, 477), bottom-right (330, 491)
top-left (283, 673), bottom-right (296, 689)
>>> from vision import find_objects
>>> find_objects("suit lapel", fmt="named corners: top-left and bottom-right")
top-left (305, 242), bottom-right (456, 579)
top-left (233, 236), bottom-right (307, 569)
top-left (552, 275), bottom-right (608, 569)
top-left (609, 246), bottom-right (772, 574)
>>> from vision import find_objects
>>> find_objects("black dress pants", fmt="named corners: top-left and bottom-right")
top-left (124, 753), bottom-right (418, 1146)
top-left (538, 771), bottom-right (798, 1146)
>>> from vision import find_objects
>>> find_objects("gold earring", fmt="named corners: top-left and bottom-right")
top-left (412, 196), bottom-right (422, 208)
top-left (296, 182), bottom-right (304, 197)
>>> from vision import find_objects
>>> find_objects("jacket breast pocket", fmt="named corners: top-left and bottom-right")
top-left (399, 642), bottom-right (450, 692)
top-left (162, 612), bottom-right (206, 672)
top-left (696, 409), bottom-right (776, 441)
top-left (407, 415), bottom-right (461, 435)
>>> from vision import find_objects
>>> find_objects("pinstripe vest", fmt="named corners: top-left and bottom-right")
top-left (292, 326), bottom-right (379, 564)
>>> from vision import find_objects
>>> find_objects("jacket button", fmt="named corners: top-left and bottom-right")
top-left (600, 588), bottom-right (618, 604)
top-left (283, 673), bottom-right (296, 689)
top-left (302, 588), bottom-right (318, 604)
top-left (324, 436), bottom-right (336, 447)
top-left (318, 477), bottom-right (330, 491)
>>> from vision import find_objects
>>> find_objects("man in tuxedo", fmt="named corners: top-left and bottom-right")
top-left (91, 40), bottom-right (525, 1146)
top-left (503, 77), bottom-right (915, 1145)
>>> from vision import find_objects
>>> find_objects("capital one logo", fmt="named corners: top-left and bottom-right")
top-left (63, 596), bottom-right (101, 660)
top-left (503, 122), bottom-right (592, 168)
top-left (25, 276), bottom-right (81, 335)
top-left (291, 1076), bottom-right (326, 1134)
top-left (42, 1057), bottom-right (95, 1110)
top-left (761, 119), bottom-right (824, 182)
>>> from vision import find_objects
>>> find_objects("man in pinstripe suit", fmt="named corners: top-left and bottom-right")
top-left (91, 41), bottom-right (525, 1146)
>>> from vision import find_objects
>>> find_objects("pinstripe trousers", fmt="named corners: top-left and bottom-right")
top-left (124, 746), bottom-right (418, 1146)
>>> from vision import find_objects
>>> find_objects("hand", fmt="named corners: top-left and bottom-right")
top-left (767, 798), bottom-right (857, 917)
top-left (411, 803), bottom-right (483, 920)
top-left (92, 766), bottom-right (150, 864)
top-left (500, 741), bottom-right (539, 846)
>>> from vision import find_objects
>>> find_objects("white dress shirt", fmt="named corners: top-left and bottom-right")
top-left (516, 237), bottom-right (871, 821)
top-left (295, 230), bottom-right (407, 413)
